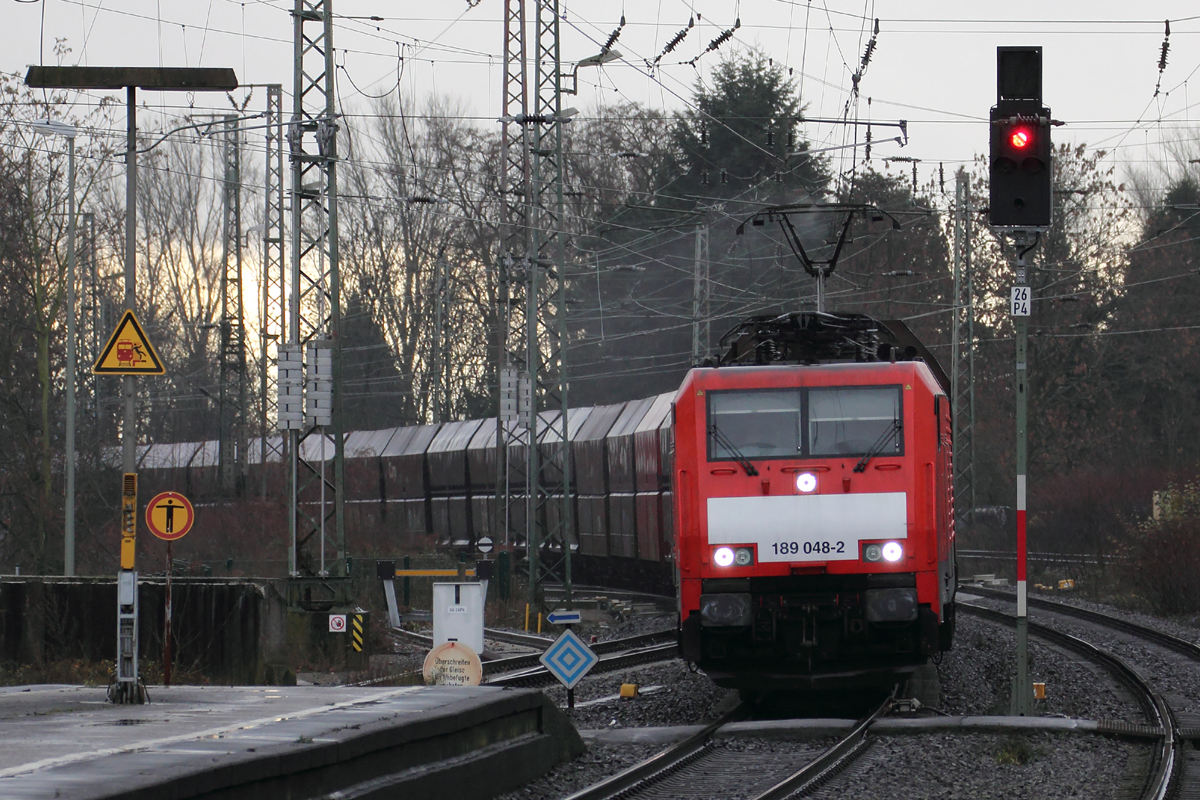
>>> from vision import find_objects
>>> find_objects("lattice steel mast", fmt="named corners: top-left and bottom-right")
top-left (497, 0), bottom-right (530, 563)
top-left (283, 0), bottom-right (344, 577)
top-left (260, 84), bottom-right (286, 498)
top-left (219, 115), bottom-right (248, 495)
top-left (950, 169), bottom-right (976, 530)
top-left (498, 0), bottom-right (573, 605)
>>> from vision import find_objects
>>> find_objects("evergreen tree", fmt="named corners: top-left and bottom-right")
top-left (340, 292), bottom-right (410, 430)
top-left (668, 49), bottom-right (828, 207)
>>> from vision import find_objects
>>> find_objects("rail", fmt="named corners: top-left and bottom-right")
top-left (957, 602), bottom-right (1178, 800)
top-left (559, 694), bottom-right (892, 800)
top-left (387, 626), bottom-right (677, 682)
top-left (748, 695), bottom-right (892, 800)
top-left (486, 641), bottom-right (679, 687)
top-left (557, 702), bottom-right (751, 800)
top-left (961, 585), bottom-right (1200, 662)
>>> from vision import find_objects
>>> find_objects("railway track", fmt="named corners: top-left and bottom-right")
top-left (486, 640), bottom-right (679, 687)
top-left (390, 623), bottom-right (552, 652)
top-left (383, 625), bottom-right (679, 685)
top-left (559, 697), bottom-right (892, 800)
top-left (963, 585), bottom-right (1200, 670)
top-left (957, 601), bottom-right (1182, 800)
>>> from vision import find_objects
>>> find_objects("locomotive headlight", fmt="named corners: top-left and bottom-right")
top-left (700, 593), bottom-right (753, 626)
top-left (795, 472), bottom-right (817, 493)
top-left (881, 541), bottom-right (904, 562)
top-left (863, 543), bottom-right (883, 562)
top-left (713, 546), bottom-right (736, 567)
top-left (734, 547), bottom-right (754, 566)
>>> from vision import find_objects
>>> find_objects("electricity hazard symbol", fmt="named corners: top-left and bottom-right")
top-left (145, 491), bottom-right (194, 541)
top-left (94, 310), bottom-right (164, 375)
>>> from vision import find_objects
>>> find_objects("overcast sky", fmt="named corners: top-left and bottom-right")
top-left (6, 1), bottom-right (1200, 191)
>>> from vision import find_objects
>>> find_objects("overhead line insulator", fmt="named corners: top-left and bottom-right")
top-left (602, 15), bottom-right (626, 54)
top-left (653, 17), bottom-right (694, 66)
top-left (688, 18), bottom-right (740, 66)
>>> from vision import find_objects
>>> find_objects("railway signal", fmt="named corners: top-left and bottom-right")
top-left (989, 46), bottom-right (1056, 717)
top-left (989, 47), bottom-right (1053, 228)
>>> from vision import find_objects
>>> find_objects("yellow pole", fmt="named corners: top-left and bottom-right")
top-left (524, 603), bottom-right (530, 632)
top-left (537, 613), bottom-right (542, 634)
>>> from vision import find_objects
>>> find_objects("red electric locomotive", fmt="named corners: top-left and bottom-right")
top-left (674, 313), bottom-right (956, 690)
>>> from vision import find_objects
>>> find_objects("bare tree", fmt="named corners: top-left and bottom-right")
top-left (0, 70), bottom-right (115, 571)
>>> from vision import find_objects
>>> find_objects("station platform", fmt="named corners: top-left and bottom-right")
top-left (0, 683), bottom-right (583, 800)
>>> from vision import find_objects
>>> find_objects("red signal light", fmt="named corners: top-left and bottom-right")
top-left (1010, 128), bottom-right (1031, 149)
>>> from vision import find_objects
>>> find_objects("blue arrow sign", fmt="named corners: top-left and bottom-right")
top-left (546, 609), bottom-right (582, 626)
top-left (539, 628), bottom-right (598, 690)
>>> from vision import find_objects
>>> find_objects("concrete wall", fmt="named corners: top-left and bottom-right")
top-left (0, 577), bottom-right (292, 684)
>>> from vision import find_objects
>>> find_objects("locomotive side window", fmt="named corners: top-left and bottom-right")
top-left (708, 389), bottom-right (801, 459)
top-left (808, 386), bottom-right (902, 456)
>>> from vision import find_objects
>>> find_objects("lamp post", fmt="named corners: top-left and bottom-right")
top-left (25, 66), bottom-right (239, 704)
top-left (30, 119), bottom-right (78, 577)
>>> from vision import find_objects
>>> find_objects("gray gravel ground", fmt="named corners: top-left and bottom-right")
top-left (1028, 591), bottom-right (1200, 646)
top-left (495, 731), bottom-right (1145, 800)
top-left (810, 732), bottom-right (1143, 800)
top-left (543, 658), bottom-right (734, 729)
top-left (936, 611), bottom-right (1141, 722)
top-left (395, 602), bottom-right (1164, 799)
top-left (963, 592), bottom-right (1200, 716)
top-left (492, 741), bottom-right (663, 800)
top-left (490, 612), bottom-right (679, 644)
top-left (493, 738), bottom-right (840, 800)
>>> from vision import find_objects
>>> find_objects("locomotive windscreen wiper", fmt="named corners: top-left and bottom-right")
top-left (708, 424), bottom-right (760, 476)
top-left (853, 417), bottom-right (902, 473)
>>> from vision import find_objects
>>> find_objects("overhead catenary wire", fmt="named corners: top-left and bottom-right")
top-left (14, 4), bottom-right (1199, 401)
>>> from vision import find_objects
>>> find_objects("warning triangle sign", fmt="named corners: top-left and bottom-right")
top-left (93, 310), bottom-right (165, 375)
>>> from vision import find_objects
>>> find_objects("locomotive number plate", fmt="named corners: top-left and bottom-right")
top-left (768, 540), bottom-right (848, 558)
top-left (707, 493), bottom-right (907, 563)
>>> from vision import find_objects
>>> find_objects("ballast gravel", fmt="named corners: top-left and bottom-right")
top-left (488, 603), bottom-right (1158, 800)
top-left (964, 592), bottom-right (1200, 716)
top-left (810, 732), bottom-right (1141, 800)
top-left (543, 658), bottom-right (733, 730)
top-left (495, 729), bottom-right (1145, 800)
top-left (492, 738), bottom-right (841, 800)
top-left (491, 741), bottom-right (660, 800)
top-left (1028, 592), bottom-right (1200, 646)
top-left (936, 611), bottom-right (1141, 722)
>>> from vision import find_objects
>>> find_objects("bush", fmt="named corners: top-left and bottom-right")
top-left (1130, 481), bottom-right (1200, 615)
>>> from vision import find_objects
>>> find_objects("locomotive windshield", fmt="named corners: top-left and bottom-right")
top-left (707, 385), bottom-right (902, 461)
top-left (708, 389), bottom-right (802, 459)
top-left (808, 387), bottom-right (901, 457)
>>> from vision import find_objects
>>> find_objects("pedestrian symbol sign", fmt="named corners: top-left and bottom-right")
top-left (94, 310), bottom-right (164, 375)
top-left (145, 491), bottom-right (194, 541)
top-left (539, 628), bottom-right (599, 690)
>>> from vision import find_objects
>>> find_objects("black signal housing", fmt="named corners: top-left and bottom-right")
top-left (989, 47), bottom-right (1052, 228)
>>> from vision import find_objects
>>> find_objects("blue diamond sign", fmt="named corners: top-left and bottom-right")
top-left (539, 628), bottom-right (599, 690)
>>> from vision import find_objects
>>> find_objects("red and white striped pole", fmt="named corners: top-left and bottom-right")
top-left (1017, 474), bottom-right (1027, 614)
top-left (1012, 256), bottom-right (1034, 716)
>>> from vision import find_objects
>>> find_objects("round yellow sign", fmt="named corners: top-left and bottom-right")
top-left (422, 641), bottom-right (483, 686)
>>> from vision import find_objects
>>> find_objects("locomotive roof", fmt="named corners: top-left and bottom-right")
top-left (678, 358), bottom-right (946, 399)
top-left (714, 311), bottom-right (950, 395)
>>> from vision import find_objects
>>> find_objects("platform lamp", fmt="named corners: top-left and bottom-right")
top-left (25, 67), bottom-right (238, 704)
top-left (28, 119), bottom-right (78, 576)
